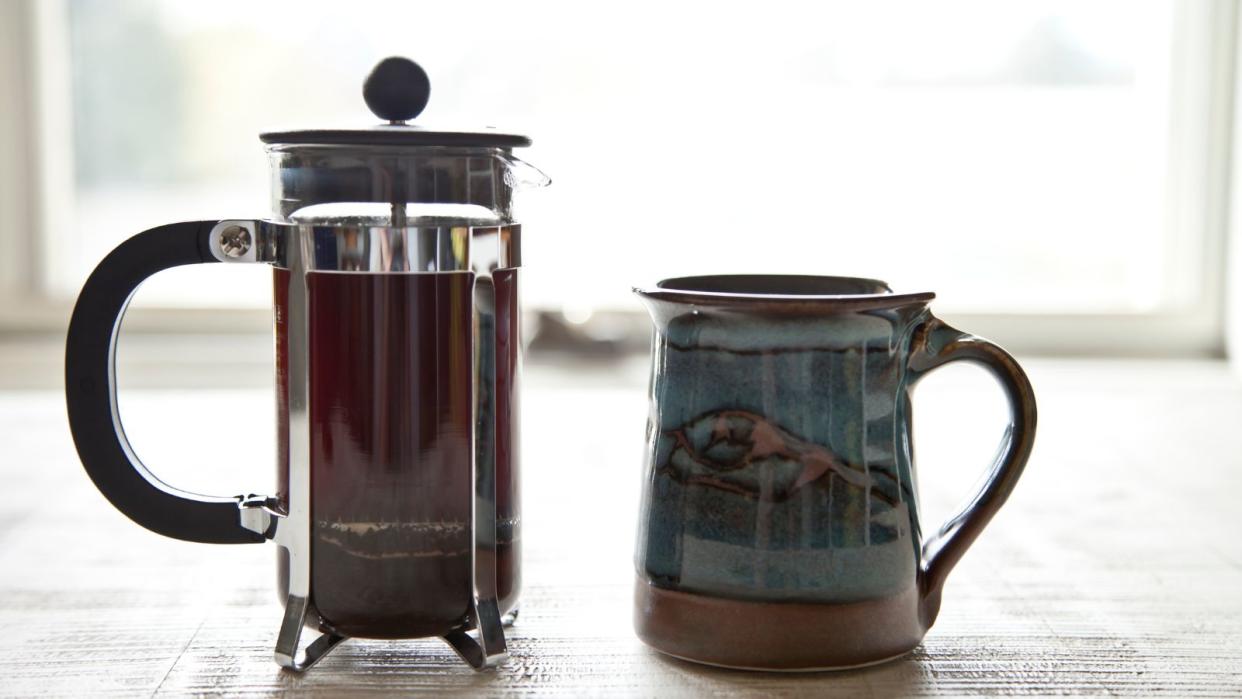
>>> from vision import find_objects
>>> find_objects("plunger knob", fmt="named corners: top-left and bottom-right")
top-left (363, 57), bottom-right (431, 123)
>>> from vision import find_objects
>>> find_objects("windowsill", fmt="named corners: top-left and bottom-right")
top-left (2, 306), bottom-right (1232, 393)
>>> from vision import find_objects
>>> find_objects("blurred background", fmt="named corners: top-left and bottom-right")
top-left (0, 0), bottom-right (1240, 492)
top-left (3, 0), bottom-right (1238, 365)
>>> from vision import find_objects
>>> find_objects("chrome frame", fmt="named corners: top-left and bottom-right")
top-left (220, 219), bottom-right (510, 672)
top-left (445, 275), bottom-right (507, 668)
top-left (210, 219), bottom-right (518, 273)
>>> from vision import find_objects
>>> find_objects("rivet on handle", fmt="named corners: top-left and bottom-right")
top-left (220, 225), bottom-right (252, 258)
top-left (207, 220), bottom-right (261, 263)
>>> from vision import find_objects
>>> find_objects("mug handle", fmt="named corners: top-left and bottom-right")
top-left (906, 315), bottom-right (1037, 617)
top-left (65, 220), bottom-right (264, 544)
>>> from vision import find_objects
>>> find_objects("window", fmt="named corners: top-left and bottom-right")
top-left (6, 0), bottom-right (1235, 354)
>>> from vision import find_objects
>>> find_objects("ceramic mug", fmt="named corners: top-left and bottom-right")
top-left (632, 275), bottom-right (1037, 670)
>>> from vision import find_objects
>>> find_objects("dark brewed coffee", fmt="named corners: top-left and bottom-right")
top-left (275, 267), bottom-right (520, 639)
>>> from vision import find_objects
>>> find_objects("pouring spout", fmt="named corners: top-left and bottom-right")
top-left (632, 286), bottom-right (691, 335)
top-left (500, 152), bottom-right (551, 190)
top-left (632, 286), bottom-right (667, 318)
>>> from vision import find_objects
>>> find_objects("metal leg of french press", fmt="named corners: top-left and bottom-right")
top-left (443, 277), bottom-right (508, 670)
top-left (274, 595), bottom-right (347, 672)
top-left (239, 500), bottom-right (348, 672)
top-left (443, 597), bottom-right (506, 670)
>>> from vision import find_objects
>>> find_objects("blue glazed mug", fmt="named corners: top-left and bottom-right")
top-left (633, 275), bottom-right (1036, 670)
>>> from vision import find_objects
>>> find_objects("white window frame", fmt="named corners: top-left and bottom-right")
top-left (1, 0), bottom-right (1238, 355)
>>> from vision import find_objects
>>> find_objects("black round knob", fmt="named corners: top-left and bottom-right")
top-left (363, 57), bottom-right (431, 123)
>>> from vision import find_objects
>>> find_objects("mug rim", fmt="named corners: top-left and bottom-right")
top-left (634, 274), bottom-right (935, 309)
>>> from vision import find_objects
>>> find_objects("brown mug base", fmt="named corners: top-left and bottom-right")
top-left (633, 575), bottom-right (927, 671)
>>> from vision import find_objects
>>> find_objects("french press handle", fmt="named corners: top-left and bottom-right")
top-left (65, 220), bottom-right (263, 544)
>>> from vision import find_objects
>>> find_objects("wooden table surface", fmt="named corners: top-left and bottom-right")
top-left (1, 356), bottom-right (1240, 696)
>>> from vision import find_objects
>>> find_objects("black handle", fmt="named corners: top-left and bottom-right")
top-left (65, 220), bottom-right (264, 544)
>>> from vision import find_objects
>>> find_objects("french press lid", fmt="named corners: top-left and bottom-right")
top-left (260, 56), bottom-right (532, 149)
top-left (260, 57), bottom-right (543, 222)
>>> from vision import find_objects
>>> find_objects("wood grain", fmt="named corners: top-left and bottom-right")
top-left (0, 358), bottom-right (1240, 696)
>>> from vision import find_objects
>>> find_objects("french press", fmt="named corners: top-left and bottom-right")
top-left (64, 57), bottom-right (546, 671)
